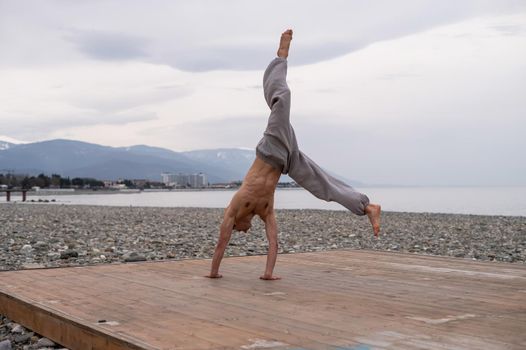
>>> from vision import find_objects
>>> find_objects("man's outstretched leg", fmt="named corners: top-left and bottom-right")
top-left (288, 151), bottom-right (381, 236)
top-left (257, 29), bottom-right (381, 236)
top-left (256, 29), bottom-right (297, 174)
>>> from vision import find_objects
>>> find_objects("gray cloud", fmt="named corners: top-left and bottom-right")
top-left (68, 84), bottom-right (191, 114)
top-left (2, 111), bottom-right (157, 141)
top-left (65, 29), bottom-right (150, 61)
top-left (140, 116), bottom-right (267, 150)
top-left (149, 114), bottom-right (526, 186)
top-left (490, 24), bottom-right (525, 36)
top-left (293, 118), bottom-right (526, 187)
top-left (1, 1), bottom-right (525, 71)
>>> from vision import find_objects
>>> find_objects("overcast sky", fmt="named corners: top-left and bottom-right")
top-left (1, 0), bottom-right (525, 186)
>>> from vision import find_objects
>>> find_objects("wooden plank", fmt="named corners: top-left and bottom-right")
top-left (0, 249), bottom-right (525, 350)
top-left (0, 293), bottom-right (152, 350)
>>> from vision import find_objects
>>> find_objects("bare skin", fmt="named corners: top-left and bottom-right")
top-left (366, 204), bottom-right (381, 237)
top-left (206, 29), bottom-right (381, 280)
top-left (207, 157), bottom-right (281, 280)
top-left (277, 29), bottom-right (293, 58)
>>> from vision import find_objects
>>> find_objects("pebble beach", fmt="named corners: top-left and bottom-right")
top-left (1, 203), bottom-right (525, 349)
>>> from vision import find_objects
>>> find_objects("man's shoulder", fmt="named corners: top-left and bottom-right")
top-left (226, 192), bottom-right (244, 214)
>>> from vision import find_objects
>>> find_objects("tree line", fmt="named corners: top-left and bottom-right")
top-left (0, 173), bottom-right (105, 189)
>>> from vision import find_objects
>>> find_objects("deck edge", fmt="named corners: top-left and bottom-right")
top-left (0, 290), bottom-right (156, 350)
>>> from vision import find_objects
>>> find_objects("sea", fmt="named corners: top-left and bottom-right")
top-left (3, 187), bottom-right (526, 217)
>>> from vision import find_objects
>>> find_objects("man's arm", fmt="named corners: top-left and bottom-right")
top-left (260, 210), bottom-right (280, 280)
top-left (207, 212), bottom-right (235, 278)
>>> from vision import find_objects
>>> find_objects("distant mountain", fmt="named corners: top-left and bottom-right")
top-left (0, 139), bottom-right (251, 182)
top-left (0, 141), bottom-right (14, 151)
top-left (0, 138), bottom-right (365, 185)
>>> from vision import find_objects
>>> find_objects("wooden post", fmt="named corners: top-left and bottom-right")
top-left (22, 190), bottom-right (27, 202)
top-left (6, 191), bottom-right (10, 202)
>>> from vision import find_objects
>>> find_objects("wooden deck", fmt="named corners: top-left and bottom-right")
top-left (1, 250), bottom-right (525, 350)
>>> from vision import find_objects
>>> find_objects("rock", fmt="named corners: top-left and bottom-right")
top-left (20, 245), bottom-right (32, 254)
top-left (47, 252), bottom-right (61, 260)
top-left (60, 250), bottom-right (79, 259)
top-left (0, 206), bottom-right (524, 271)
top-left (10, 324), bottom-right (25, 333)
top-left (123, 251), bottom-right (146, 262)
top-left (36, 337), bottom-right (56, 348)
top-left (0, 340), bottom-right (12, 350)
top-left (14, 332), bottom-right (33, 343)
top-left (33, 241), bottom-right (48, 250)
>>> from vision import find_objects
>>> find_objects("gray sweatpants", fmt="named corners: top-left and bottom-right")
top-left (256, 57), bottom-right (370, 216)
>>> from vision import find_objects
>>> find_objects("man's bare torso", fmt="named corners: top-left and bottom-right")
top-left (226, 157), bottom-right (281, 230)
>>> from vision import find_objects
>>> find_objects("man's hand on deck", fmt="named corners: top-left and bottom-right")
top-left (260, 274), bottom-right (281, 280)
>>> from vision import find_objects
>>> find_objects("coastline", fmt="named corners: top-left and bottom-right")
top-left (1, 203), bottom-right (524, 271)
top-left (3, 187), bottom-right (525, 217)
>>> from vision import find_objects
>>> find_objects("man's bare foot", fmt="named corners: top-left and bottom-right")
top-left (365, 204), bottom-right (381, 237)
top-left (277, 29), bottom-right (293, 59)
top-left (205, 273), bottom-right (223, 279)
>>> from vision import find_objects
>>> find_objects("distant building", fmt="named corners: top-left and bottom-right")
top-left (161, 172), bottom-right (175, 186)
top-left (161, 172), bottom-right (186, 187)
top-left (161, 172), bottom-right (208, 188)
top-left (131, 179), bottom-right (148, 188)
top-left (103, 180), bottom-right (114, 188)
top-left (111, 184), bottom-right (127, 190)
top-left (188, 173), bottom-right (208, 188)
top-left (103, 180), bottom-right (127, 189)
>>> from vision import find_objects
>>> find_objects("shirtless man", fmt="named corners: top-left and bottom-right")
top-left (207, 29), bottom-right (381, 280)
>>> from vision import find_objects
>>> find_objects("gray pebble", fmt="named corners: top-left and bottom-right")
top-left (10, 324), bottom-right (25, 333)
top-left (0, 204), bottom-right (524, 269)
top-left (0, 340), bottom-right (12, 350)
top-left (123, 251), bottom-right (147, 262)
top-left (36, 337), bottom-right (55, 348)
top-left (60, 250), bottom-right (78, 259)
top-left (14, 332), bottom-right (33, 343)
top-left (33, 241), bottom-right (48, 250)
top-left (20, 245), bottom-right (32, 255)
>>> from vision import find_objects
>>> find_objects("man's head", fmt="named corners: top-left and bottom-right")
top-left (233, 215), bottom-right (254, 233)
